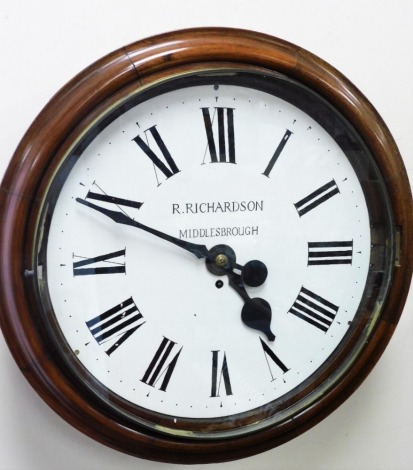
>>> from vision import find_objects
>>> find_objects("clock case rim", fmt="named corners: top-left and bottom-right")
top-left (0, 28), bottom-right (412, 464)
top-left (34, 68), bottom-right (396, 437)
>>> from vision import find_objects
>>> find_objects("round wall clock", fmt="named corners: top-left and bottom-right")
top-left (0, 28), bottom-right (411, 464)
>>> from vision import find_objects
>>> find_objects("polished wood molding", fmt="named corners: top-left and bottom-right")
top-left (0, 28), bottom-right (411, 463)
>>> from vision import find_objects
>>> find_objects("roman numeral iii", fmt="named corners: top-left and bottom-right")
top-left (73, 249), bottom-right (126, 276)
top-left (308, 241), bottom-right (353, 265)
top-left (289, 287), bottom-right (338, 332)
top-left (210, 350), bottom-right (233, 397)
top-left (133, 125), bottom-right (180, 179)
top-left (294, 179), bottom-right (340, 216)
top-left (141, 337), bottom-right (182, 392)
top-left (86, 297), bottom-right (145, 356)
top-left (202, 107), bottom-right (236, 163)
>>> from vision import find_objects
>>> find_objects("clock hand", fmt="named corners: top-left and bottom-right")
top-left (236, 260), bottom-right (268, 287)
top-left (76, 198), bottom-right (212, 260)
top-left (226, 269), bottom-right (275, 342)
top-left (77, 197), bottom-right (267, 283)
top-left (206, 245), bottom-right (268, 287)
top-left (77, 197), bottom-right (274, 339)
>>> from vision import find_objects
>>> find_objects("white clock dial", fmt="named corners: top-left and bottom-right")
top-left (42, 73), bottom-right (370, 430)
top-left (2, 29), bottom-right (408, 463)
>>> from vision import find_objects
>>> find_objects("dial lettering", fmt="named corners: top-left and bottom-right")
top-left (133, 125), bottom-right (180, 180)
top-left (294, 179), bottom-right (340, 216)
top-left (289, 286), bottom-right (338, 332)
top-left (86, 297), bottom-right (144, 356)
top-left (73, 249), bottom-right (126, 276)
top-left (202, 107), bottom-right (235, 163)
top-left (210, 350), bottom-right (233, 397)
top-left (262, 129), bottom-right (292, 177)
top-left (141, 337), bottom-right (182, 391)
top-left (308, 241), bottom-right (353, 265)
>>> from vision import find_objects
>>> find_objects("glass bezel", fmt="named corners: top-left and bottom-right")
top-left (34, 68), bottom-right (395, 439)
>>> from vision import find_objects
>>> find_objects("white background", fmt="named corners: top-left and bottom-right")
top-left (1, 1), bottom-right (412, 469)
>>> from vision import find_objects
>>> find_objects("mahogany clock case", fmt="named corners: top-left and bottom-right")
top-left (0, 28), bottom-right (412, 463)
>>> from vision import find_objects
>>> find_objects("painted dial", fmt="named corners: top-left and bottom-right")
top-left (39, 72), bottom-right (372, 435)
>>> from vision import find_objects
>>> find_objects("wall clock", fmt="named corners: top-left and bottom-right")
top-left (0, 28), bottom-right (411, 464)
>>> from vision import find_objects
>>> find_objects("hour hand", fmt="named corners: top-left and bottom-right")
top-left (226, 269), bottom-right (275, 342)
top-left (76, 198), bottom-right (212, 260)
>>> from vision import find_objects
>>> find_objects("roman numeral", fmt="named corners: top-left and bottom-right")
top-left (289, 287), bottom-right (338, 332)
top-left (141, 337), bottom-right (182, 391)
top-left (262, 129), bottom-right (293, 177)
top-left (202, 107), bottom-right (235, 163)
top-left (210, 350), bottom-right (233, 397)
top-left (86, 297), bottom-right (144, 356)
top-left (133, 125), bottom-right (180, 179)
top-left (86, 188), bottom-right (143, 210)
top-left (260, 338), bottom-right (289, 381)
top-left (294, 179), bottom-right (340, 216)
top-left (73, 249), bottom-right (126, 276)
top-left (308, 241), bottom-right (353, 265)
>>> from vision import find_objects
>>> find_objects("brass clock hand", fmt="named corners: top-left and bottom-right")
top-left (76, 198), bottom-right (212, 260)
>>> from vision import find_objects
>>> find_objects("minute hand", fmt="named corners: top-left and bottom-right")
top-left (76, 198), bottom-right (212, 260)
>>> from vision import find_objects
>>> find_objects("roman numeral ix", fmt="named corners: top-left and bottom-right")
top-left (73, 249), bottom-right (126, 276)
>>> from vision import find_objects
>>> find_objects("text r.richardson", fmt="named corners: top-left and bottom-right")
top-left (172, 200), bottom-right (263, 214)
top-left (179, 226), bottom-right (259, 239)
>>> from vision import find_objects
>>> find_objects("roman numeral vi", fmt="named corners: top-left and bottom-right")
top-left (210, 350), bottom-right (233, 397)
